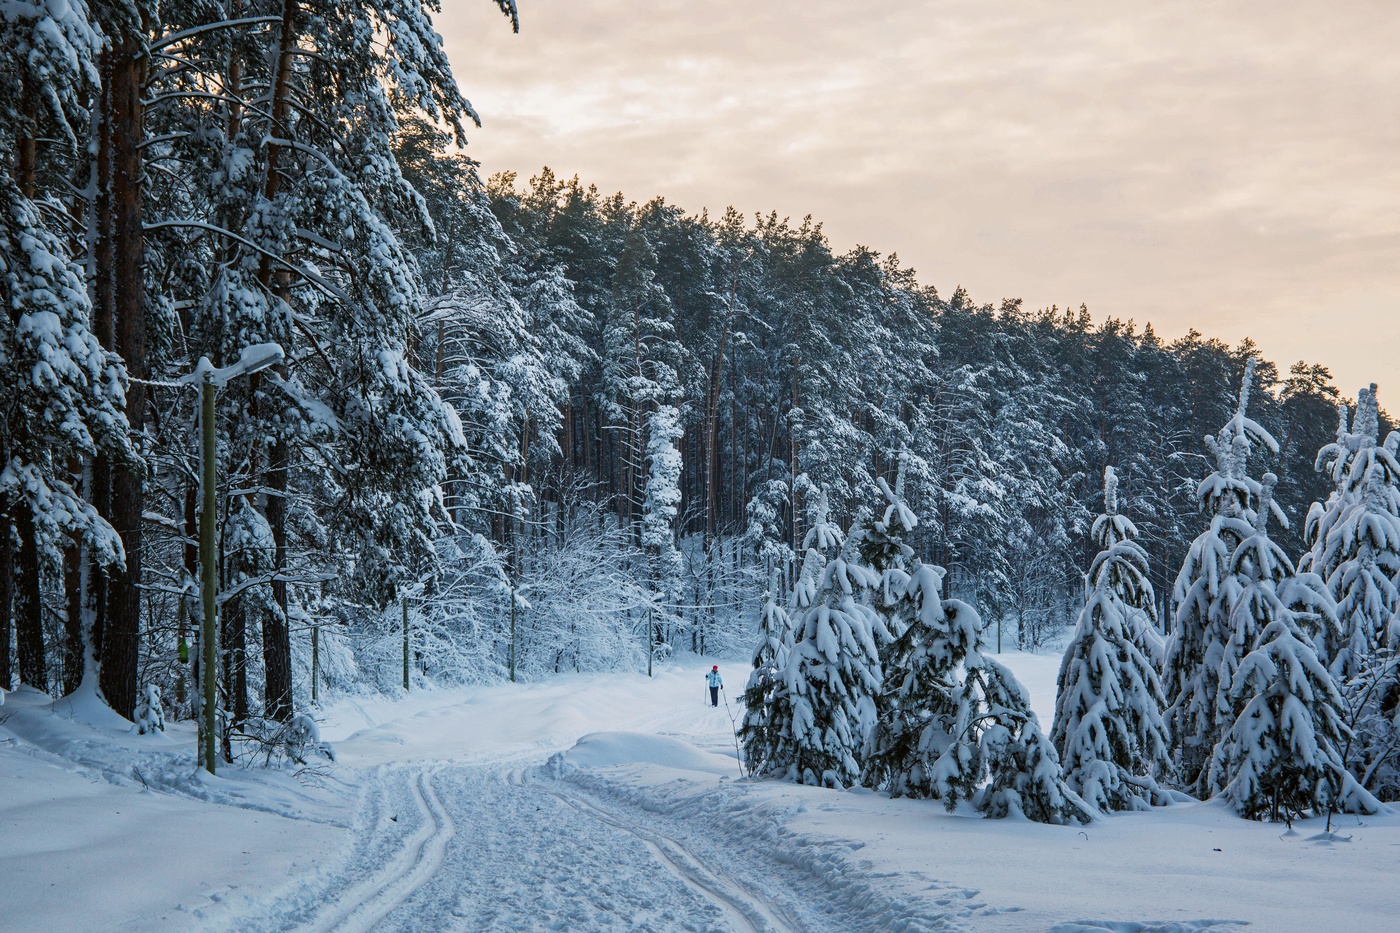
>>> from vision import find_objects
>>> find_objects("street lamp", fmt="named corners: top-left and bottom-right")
top-left (182, 342), bottom-right (284, 774)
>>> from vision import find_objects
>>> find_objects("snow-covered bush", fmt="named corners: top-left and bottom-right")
top-left (284, 714), bottom-right (336, 766)
top-left (133, 685), bottom-right (165, 735)
top-left (234, 714), bottom-right (336, 768)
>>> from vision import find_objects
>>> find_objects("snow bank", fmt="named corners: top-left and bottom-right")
top-left (549, 731), bottom-right (738, 777)
top-left (0, 686), bottom-right (348, 932)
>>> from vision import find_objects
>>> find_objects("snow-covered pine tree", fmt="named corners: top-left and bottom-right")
top-left (753, 483), bottom-right (883, 788)
top-left (739, 567), bottom-right (792, 775)
top-left (144, 0), bottom-right (516, 718)
top-left (859, 476), bottom-right (1092, 822)
top-left (0, 0), bottom-right (133, 693)
top-left (740, 498), bottom-right (831, 777)
top-left (1299, 400), bottom-right (1364, 675)
top-left (854, 462), bottom-right (919, 655)
top-left (744, 479), bottom-right (793, 580)
top-left (1164, 358), bottom-right (1283, 794)
top-left (1206, 482), bottom-right (1381, 820)
top-left (1299, 385), bottom-right (1400, 799)
top-left (601, 223), bottom-right (685, 534)
top-left (1301, 386), bottom-right (1400, 677)
top-left (640, 404), bottom-right (684, 603)
top-left (1051, 466), bottom-right (1176, 811)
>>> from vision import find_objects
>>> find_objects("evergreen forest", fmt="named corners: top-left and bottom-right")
top-left (3, 0), bottom-right (1397, 819)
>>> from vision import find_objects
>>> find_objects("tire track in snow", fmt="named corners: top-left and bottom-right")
top-left (546, 784), bottom-right (800, 933)
top-left (293, 766), bottom-right (454, 933)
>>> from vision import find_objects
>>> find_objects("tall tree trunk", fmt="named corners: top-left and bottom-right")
top-left (100, 39), bottom-right (146, 719)
top-left (182, 484), bottom-right (198, 712)
top-left (263, 440), bottom-right (292, 720)
top-left (253, 0), bottom-right (300, 722)
top-left (87, 57), bottom-right (114, 677)
top-left (705, 279), bottom-right (736, 545)
top-left (62, 533), bottom-right (83, 695)
top-left (13, 503), bottom-right (47, 690)
top-left (222, 593), bottom-right (249, 725)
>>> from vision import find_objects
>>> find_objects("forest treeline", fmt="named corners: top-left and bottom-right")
top-left (0, 1), bottom-right (1388, 776)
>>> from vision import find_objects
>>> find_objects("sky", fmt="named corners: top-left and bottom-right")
top-left (437, 1), bottom-right (1399, 400)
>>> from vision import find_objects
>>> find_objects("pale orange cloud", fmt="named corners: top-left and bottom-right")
top-left (438, 0), bottom-right (1400, 399)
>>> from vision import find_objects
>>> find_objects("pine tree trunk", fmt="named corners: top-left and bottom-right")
top-left (88, 59), bottom-right (114, 672)
top-left (263, 440), bottom-right (293, 721)
top-left (182, 484), bottom-right (198, 713)
top-left (62, 535), bottom-right (83, 695)
top-left (223, 593), bottom-right (249, 726)
top-left (252, 0), bottom-right (300, 723)
top-left (11, 89), bottom-right (48, 694)
top-left (13, 502), bottom-right (47, 690)
top-left (100, 39), bottom-right (147, 719)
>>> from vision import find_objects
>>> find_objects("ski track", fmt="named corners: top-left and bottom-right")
top-left (294, 767), bottom-right (455, 933)
top-left (544, 783), bottom-right (799, 933)
top-left (226, 753), bottom-right (981, 933)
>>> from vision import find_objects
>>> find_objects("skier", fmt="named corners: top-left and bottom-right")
top-left (707, 665), bottom-right (723, 707)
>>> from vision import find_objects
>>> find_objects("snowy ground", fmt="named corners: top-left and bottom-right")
top-left (2, 652), bottom-right (1397, 932)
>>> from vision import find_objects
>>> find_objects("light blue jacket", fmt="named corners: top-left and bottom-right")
top-left (706, 670), bottom-right (722, 688)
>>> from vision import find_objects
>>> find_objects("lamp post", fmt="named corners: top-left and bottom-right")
top-left (186, 343), bottom-right (284, 775)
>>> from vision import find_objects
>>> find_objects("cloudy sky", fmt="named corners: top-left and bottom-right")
top-left (437, 1), bottom-right (1399, 399)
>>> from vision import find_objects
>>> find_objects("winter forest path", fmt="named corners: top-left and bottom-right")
top-left (218, 652), bottom-right (896, 930)
top-left (214, 662), bottom-right (987, 932)
top-left (213, 663), bottom-right (834, 932)
top-left (264, 759), bottom-right (822, 933)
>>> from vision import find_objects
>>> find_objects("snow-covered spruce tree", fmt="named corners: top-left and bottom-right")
top-left (859, 477), bottom-right (1092, 823)
top-left (738, 567), bottom-right (793, 775)
top-left (855, 464), bottom-right (918, 655)
top-left (752, 484), bottom-right (883, 788)
top-left (1300, 386), bottom-right (1400, 678)
top-left (1051, 467), bottom-right (1176, 811)
top-left (1164, 358), bottom-right (1284, 794)
top-left (1299, 385), bottom-right (1400, 799)
top-left (743, 478), bottom-right (792, 581)
top-left (0, 0), bottom-right (134, 692)
top-left (1206, 486), bottom-right (1381, 820)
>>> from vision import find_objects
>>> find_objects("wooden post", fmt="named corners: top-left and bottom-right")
top-left (310, 623), bottom-right (319, 705)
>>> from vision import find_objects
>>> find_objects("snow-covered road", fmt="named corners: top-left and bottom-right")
top-left (236, 760), bottom-right (797, 933)
top-left (218, 663), bottom-right (945, 933)
top-left (6, 654), bottom-right (1398, 932)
